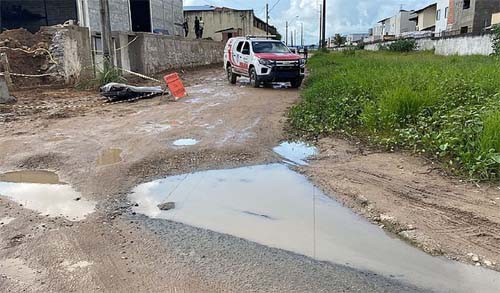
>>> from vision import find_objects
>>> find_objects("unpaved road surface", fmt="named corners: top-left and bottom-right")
top-left (0, 67), bottom-right (499, 292)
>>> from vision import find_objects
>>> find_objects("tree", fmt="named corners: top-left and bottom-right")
top-left (333, 34), bottom-right (345, 47)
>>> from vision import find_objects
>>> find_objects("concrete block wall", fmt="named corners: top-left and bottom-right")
top-left (151, 0), bottom-right (183, 36)
top-left (364, 34), bottom-right (493, 56)
top-left (87, 0), bottom-right (183, 35)
top-left (125, 33), bottom-right (223, 75)
top-left (88, 0), bottom-right (132, 32)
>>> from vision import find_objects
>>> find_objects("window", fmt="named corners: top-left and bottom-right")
top-left (242, 42), bottom-right (250, 55)
top-left (252, 41), bottom-right (290, 53)
top-left (436, 9), bottom-right (441, 21)
top-left (236, 41), bottom-right (244, 52)
top-left (445, 7), bottom-right (449, 18)
top-left (460, 26), bottom-right (469, 34)
top-left (463, 0), bottom-right (470, 9)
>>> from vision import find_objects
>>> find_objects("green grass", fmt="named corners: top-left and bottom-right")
top-left (289, 51), bottom-right (500, 180)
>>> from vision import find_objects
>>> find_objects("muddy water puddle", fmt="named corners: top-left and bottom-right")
top-left (273, 141), bottom-right (317, 166)
top-left (0, 170), bottom-right (64, 184)
top-left (130, 164), bottom-right (500, 292)
top-left (97, 148), bottom-right (123, 166)
top-left (0, 170), bottom-right (96, 221)
top-left (173, 139), bottom-right (199, 146)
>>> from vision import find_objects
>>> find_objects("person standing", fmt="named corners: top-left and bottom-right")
top-left (199, 17), bottom-right (205, 39)
top-left (183, 18), bottom-right (189, 37)
top-left (194, 16), bottom-right (200, 39)
top-left (304, 46), bottom-right (309, 60)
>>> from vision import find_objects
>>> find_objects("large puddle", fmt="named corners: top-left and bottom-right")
top-left (0, 171), bottom-right (96, 221)
top-left (130, 164), bottom-right (500, 292)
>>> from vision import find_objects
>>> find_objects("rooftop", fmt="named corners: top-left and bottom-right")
top-left (183, 5), bottom-right (216, 12)
top-left (413, 3), bottom-right (437, 14)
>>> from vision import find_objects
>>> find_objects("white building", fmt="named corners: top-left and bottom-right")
top-left (346, 33), bottom-right (370, 45)
top-left (1, 0), bottom-right (184, 36)
top-left (394, 10), bottom-right (417, 36)
top-left (435, 0), bottom-right (450, 35)
top-left (371, 10), bottom-right (416, 41)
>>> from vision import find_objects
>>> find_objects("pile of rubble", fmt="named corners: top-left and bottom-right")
top-left (0, 28), bottom-right (59, 87)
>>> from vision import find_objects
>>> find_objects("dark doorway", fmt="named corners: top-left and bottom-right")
top-left (130, 0), bottom-right (151, 33)
top-left (0, 0), bottom-right (77, 33)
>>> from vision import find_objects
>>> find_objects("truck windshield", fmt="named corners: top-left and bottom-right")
top-left (252, 41), bottom-right (290, 53)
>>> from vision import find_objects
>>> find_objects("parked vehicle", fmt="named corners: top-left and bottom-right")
top-left (223, 36), bottom-right (306, 88)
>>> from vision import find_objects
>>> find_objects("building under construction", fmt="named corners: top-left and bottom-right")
top-left (0, 0), bottom-right (184, 36)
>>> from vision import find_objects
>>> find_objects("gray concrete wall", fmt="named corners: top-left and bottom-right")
top-left (88, 0), bottom-right (132, 32)
top-left (127, 33), bottom-right (223, 75)
top-left (151, 0), bottom-right (183, 36)
top-left (364, 33), bottom-right (493, 56)
top-left (87, 0), bottom-right (183, 35)
top-left (48, 25), bottom-right (93, 84)
top-left (434, 34), bottom-right (493, 55)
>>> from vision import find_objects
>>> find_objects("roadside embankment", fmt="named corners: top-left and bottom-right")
top-left (288, 51), bottom-right (500, 270)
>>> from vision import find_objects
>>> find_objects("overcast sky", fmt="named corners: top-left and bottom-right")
top-left (184, 0), bottom-right (434, 44)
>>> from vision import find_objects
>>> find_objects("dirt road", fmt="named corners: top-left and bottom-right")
top-left (0, 67), bottom-right (499, 292)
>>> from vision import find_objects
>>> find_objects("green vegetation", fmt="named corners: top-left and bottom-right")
top-left (76, 58), bottom-right (125, 90)
top-left (492, 24), bottom-right (500, 56)
top-left (289, 51), bottom-right (500, 180)
top-left (380, 39), bottom-right (417, 52)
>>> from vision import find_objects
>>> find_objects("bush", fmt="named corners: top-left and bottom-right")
top-left (388, 39), bottom-right (417, 52)
top-left (288, 51), bottom-right (500, 180)
top-left (76, 58), bottom-right (126, 90)
top-left (492, 24), bottom-right (500, 56)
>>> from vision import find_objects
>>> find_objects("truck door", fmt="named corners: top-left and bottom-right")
top-left (239, 41), bottom-right (251, 72)
top-left (232, 41), bottom-right (244, 72)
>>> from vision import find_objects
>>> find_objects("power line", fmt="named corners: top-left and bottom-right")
top-left (269, 0), bottom-right (282, 13)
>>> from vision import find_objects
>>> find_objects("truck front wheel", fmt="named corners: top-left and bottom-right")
top-left (249, 68), bottom-right (261, 88)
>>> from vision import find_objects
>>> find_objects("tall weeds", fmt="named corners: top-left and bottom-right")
top-left (289, 51), bottom-right (500, 180)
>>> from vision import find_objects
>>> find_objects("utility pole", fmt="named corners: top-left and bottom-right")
top-left (99, 0), bottom-right (114, 67)
top-left (285, 21), bottom-right (288, 45)
top-left (321, 0), bottom-right (326, 48)
top-left (290, 31), bottom-right (293, 46)
top-left (319, 4), bottom-right (322, 47)
top-left (266, 3), bottom-right (269, 35)
top-left (301, 22), bottom-right (304, 47)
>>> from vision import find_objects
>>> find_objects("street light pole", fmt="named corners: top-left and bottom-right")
top-left (321, 0), bottom-right (326, 48)
top-left (301, 22), bottom-right (303, 47)
top-left (285, 16), bottom-right (298, 46)
top-left (285, 21), bottom-right (288, 45)
top-left (266, 3), bottom-right (269, 35)
top-left (319, 4), bottom-right (322, 47)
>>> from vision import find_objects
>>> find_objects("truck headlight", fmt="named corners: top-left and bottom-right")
top-left (258, 58), bottom-right (273, 66)
top-left (299, 58), bottom-right (306, 66)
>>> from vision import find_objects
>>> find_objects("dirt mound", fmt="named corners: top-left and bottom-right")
top-left (0, 28), bottom-right (56, 88)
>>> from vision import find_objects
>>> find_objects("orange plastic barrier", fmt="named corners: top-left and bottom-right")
top-left (164, 73), bottom-right (187, 100)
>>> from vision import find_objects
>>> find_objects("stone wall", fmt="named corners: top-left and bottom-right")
top-left (49, 25), bottom-right (93, 84)
top-left (364, 33), bottom-right (493, 56)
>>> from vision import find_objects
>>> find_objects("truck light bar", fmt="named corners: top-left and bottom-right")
top-left (246, 35), bottom-right (277, 39)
